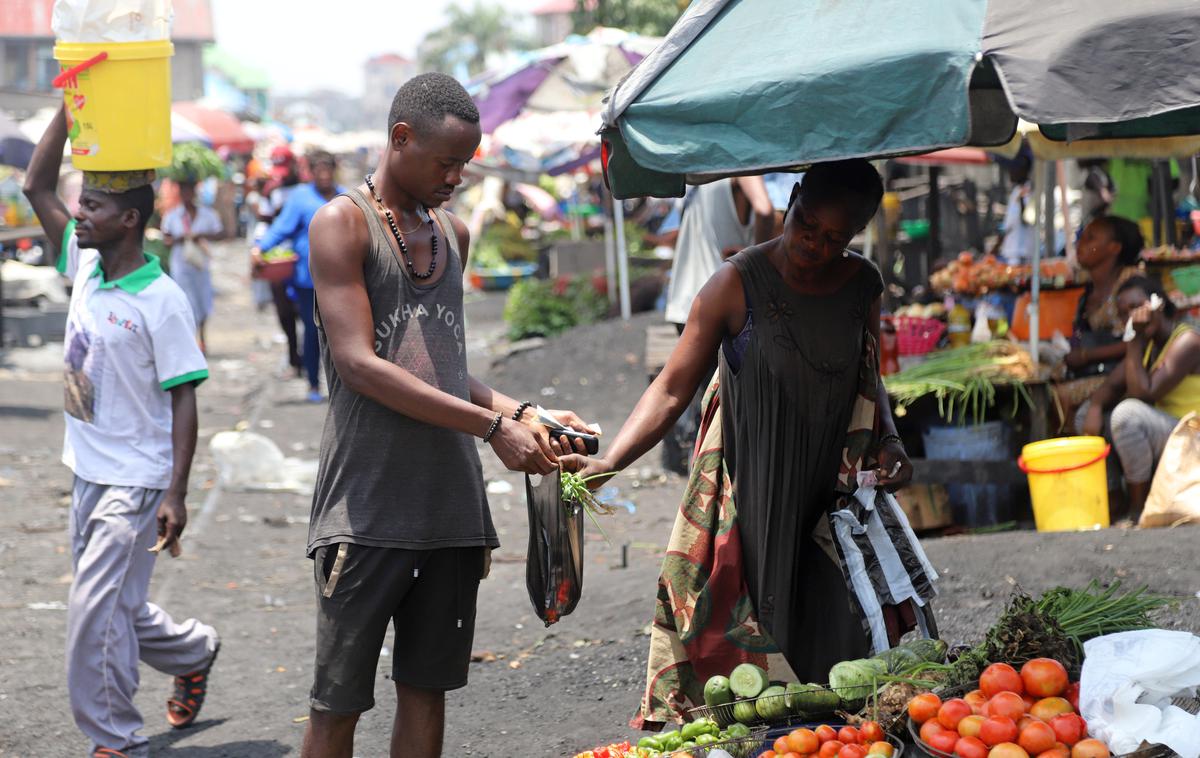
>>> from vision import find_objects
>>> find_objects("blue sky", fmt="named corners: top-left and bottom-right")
top-left (210, 0), bottom-right (534, 95)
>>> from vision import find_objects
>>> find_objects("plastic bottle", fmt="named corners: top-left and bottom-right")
top-left (948, 301), bottom-right (972, 348)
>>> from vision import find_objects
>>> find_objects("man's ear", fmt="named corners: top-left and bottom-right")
top-left (122, 207), bottom-right (142, 231)
top-left (392, 122), bottom-right (414, 149)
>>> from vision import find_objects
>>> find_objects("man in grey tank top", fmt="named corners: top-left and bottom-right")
top-left (302, 73), bottom-right (594, 758)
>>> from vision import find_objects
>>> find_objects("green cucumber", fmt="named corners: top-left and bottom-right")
top-left (732, 700), bottom-right (759, 725)
top-left (703, 675), bottom-right (734, 706)
top-left (755, 685), bottom-right (789, 720)
top-left (729, 663), bottom-right (769, 699)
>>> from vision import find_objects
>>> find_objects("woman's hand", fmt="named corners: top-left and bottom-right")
top-left (558, 454), bottom-right (616, 491)
top-left (876, 439), bottom-right (913, 491)
top-left (1129, 302), bottom-right (1157, 341)
top-left (527, 408), bottom-right (598, 457)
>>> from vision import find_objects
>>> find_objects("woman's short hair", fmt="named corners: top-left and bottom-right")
top-left (794, 159), bottom-right (884, 226)
top-left (1095, 215), bottom-right (1144, 266)
top-left (1117, 275), bottom-right (1177, 318)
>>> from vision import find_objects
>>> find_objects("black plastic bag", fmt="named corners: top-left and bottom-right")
top-left (525, 473), bottom-right (584, 626)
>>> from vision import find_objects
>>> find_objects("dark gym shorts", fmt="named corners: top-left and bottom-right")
top-left (309, 543), bottom-right (489, 713)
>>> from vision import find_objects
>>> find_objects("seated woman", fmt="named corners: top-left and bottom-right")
top-left (1079, 276), bottom-right (1200, 521)
top-left (1055, 216), bottom-right (1144, 431)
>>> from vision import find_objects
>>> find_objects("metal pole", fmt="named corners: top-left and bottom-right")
top-left (1057, 161), bottom-right (1075, 266)
top-left (603, 193), bottom-right (617, 305)
top-left (928, 166), bottom-right (942, 262)
top-left (613, 199), bottom-right (632, 320)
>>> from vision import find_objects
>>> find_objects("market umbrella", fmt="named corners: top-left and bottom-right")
top-left (599, 0), bottom-right (1200, 198)
top-left (472, 26), bottom-right (660, 175)
top-left (172, 102), bottom-right (255, 154)
top-left (0, 112), bottom-right (36, 169)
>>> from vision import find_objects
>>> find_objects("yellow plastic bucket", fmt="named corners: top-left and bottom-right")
top-left (53, 40), bottom-right (174, 171)
top-left (1018, 436), bottom-right (1111, 531)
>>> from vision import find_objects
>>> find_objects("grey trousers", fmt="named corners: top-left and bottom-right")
top-left (1075, 398), bottom-right (1180, 484)
top-left (67, 477), bottom-right (218, 757)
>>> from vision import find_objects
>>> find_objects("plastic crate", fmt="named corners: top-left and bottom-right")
top-left (894, 317), bottom-right (946, 356)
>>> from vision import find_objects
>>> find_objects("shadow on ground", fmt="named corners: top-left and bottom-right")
top-left (147, 719), bottom-right (293, 756)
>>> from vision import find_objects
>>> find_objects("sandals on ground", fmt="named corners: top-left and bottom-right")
top-left (92, 749), bottom-right (129, 758)
top-left (166, 641), bottom-right (220, 729)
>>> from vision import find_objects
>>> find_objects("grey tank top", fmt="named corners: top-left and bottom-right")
top-left (308, 189), bottom-right (497, 555)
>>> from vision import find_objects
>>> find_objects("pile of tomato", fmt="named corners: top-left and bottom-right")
top-left (908, 659), bottom-right (1112, 758)
top-left (760, 721), bottom-right (895, 758)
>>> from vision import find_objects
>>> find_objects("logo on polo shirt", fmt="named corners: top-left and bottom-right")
top-left (107, 312), bottom-right (140, 334)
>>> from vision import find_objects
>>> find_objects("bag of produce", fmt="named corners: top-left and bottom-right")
top-left (1141, 412), bottom-right (1200, 527)
top-left (53, 0), bottom-right (172, 43)
top-left (524, 472), bottom-right (585, 627)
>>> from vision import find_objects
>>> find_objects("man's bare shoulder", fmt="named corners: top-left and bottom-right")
top-left (311, 196), bottom-right (369, 259)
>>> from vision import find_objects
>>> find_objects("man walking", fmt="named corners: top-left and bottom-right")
top-left (24, 107), bottom-right (219, 758)
top-left (302, 73), bottom-right (591, 758)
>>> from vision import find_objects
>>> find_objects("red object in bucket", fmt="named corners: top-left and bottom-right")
top-left (253, 258), bottom-right (296, 284)
top-left (894, 316), bottom-right (946, 356)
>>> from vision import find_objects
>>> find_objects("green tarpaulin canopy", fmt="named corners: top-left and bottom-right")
top-left (600, 0), bottom-right (1200, 198)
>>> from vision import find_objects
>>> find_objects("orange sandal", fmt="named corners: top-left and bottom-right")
top-left (166, 641), bottom-right (219, 729)
top-left (92, 749), bottom-right (129, 758)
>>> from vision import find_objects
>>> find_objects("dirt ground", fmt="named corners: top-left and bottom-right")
top-left (0, 241), bottom-right (1197, 758)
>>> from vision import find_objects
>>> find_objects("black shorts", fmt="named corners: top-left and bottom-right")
top-left (309, 543), bottom-right (488, 713)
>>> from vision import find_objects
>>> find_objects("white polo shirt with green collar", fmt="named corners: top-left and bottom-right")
top-left (58, 220), bottom-right (209, 490)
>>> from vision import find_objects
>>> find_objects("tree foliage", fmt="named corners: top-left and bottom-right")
top-left (572, 0), bottom-right (689, 37)
top-left (419, 2), bottom-right (530, 77)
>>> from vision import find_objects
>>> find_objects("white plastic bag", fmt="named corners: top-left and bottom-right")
top-left (53, 0), bottom-right (172, 43)
top-left (209, 431), bottom-right (318, 495)
top-left (1080, 630), bottom-right (1200, 757)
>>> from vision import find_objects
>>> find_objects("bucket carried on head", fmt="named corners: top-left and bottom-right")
top-left (53, 40), bottom-right (174, 171)
top-left (1018, 436), bottom-right (1110, 531)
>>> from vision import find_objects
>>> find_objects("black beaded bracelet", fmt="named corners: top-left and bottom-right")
top-left (512, 401), bottom-right (533, 422)
top-left (879, 433), bottom-right (904, 448)
top-left (483, 413), bottom-right (503, 443)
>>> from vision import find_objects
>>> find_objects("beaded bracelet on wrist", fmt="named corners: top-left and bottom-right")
top-left (483, 413), bottom-right (503, 443)
top-left (512, 401), bottom-right (533, 422)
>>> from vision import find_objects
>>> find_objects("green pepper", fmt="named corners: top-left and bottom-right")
top-left (637, 736), bottom-right (662, 752)
top-left (680, 721), bottom-right (706, 741)
top-left (659, 732), bottom-right (683, 751)
top-left (681, 741), bottom-right (696, 750)
top-left (695, 734), bottom-right (718, 746)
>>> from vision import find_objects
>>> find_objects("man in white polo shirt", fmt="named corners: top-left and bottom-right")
top-left (24, 107), bottom-right (220, 758)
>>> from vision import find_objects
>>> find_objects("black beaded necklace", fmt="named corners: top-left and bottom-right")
top-left (364, 174), bottom-right (437, 280)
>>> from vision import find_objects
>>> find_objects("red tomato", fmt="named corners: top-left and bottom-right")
top-left (910, 693), bottom-right (943, 724)
top-left (1030, 697), bottom-right (1073, 723)
top-left (959, 715), bottom-right (986, 739)
top-left (1021, 659), bottom-right (1069, 698)
top-left (775, 737), bottom-right (791, 754)
top-left (819, 740), bottom-right (846, 758)
top-left (979, 717), bottom-right (1020, 748)
top-left (1070, 739), bottom-right (1110, 758)
top-left (839, 745), bottom-right (869, 758)
top-left (988, 743), bottom-right (1031, 758)
top-left (782, 753), bottom-right (802, 758)
top-left (1023, 695), bottom-right (1038, 712)
top-left (1019, 722), bottom-right (1057, 755)
top-left (1064, 682), bottom-right (1081, 713)
top-left (1037, 748), bottom-right (1070, 758)
top-left (921, 720), bottom-right (947, 745)
top-left (940, 699), bottom-right (974, 731)
top-left (788, 729), bottom-right (820, 754)
top-left (981, 663), bottom-right (1025, 697)
top-left (867, 741), bottom-right (895, 757)
top-left (928, 731), bottom-right (959, 755)
top-left (1049, 715), bottom-right (1082, 746)
top-left (816, 725), bottom-right (839, 744)
top-left (989, 692), bottom-right (1028, 722)
top-left (861, 722), bottom-right (885, 744)
top-left (955, 736), bottom-right (990, 758)
top-left (839, 726), bottom-right (862, 745)
top-left (965, 690), bottom-right (989, 715)
top-left (762, 752), bottom-right (777, 758)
